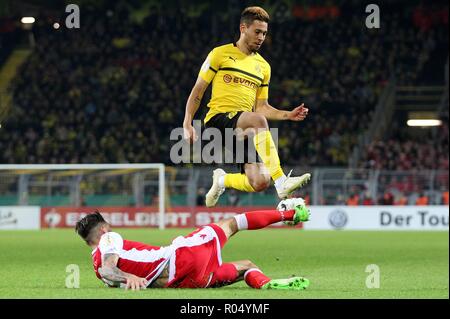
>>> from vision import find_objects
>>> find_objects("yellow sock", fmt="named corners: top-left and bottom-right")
top-left (253, 130), bottom-right (284, 181)
top-left (224, 173), bottom-right (255, 192)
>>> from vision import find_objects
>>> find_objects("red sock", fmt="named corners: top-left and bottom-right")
top-left (244, 269), bottom-right (271, 289)
top-left (234, 209), bottom-right (295, 230)
top-left (209, 263), bottom-right (239, 287)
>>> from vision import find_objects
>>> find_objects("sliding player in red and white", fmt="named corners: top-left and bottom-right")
top-left (75, 198), bottom-right (311, 290)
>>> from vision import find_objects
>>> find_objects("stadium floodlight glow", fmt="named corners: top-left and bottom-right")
top-left (21, 17), bottom-right (35, 24)
top-left (407, 119), bottom-right (442, 127)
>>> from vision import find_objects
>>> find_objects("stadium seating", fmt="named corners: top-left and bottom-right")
top-left (1, 2), bottom-right (446, 166)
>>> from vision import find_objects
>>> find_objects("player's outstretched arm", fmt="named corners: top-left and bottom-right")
top-left (255, 99), bottom-right (309, 121)
top-left (99, 253), bottom-right (148, 290)
top-left (183, 77), bottom-right (210, 143)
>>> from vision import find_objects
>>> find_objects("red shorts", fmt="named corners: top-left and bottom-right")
top-left (166, 224), bottom-right (228, 288)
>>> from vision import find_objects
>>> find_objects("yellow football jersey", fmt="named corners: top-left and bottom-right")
top-left (198, 43), bottom-right (271, 124)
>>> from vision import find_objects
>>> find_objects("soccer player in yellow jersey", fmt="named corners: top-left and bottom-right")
top-left (183, 6), bottom-right (311, 207)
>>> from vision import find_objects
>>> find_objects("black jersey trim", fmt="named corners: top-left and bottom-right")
top-left (219, 67), bottom-right (263, 83)
top-left (209, 66), bottom-right (218, 73)
top-left (260, 84), bottom-right (269, 87)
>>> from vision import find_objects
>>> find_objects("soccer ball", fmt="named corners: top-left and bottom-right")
top-left (277, 197), bottom-right (309, 225)
top-left (277, 197), bottom-right (306, 212)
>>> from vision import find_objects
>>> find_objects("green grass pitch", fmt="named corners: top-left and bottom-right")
top-left (0, 229), bottom-right (448, 298)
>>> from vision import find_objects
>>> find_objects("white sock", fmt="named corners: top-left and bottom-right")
top-left (233, 214), bottom-right (248, 230)
top-left (274, 174), bottom-right (287, 191)
top-left (218, 175), bottom-right (225, 188)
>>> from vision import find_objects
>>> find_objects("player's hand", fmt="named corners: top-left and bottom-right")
top-left (125, 275), bottom-right (148, 291)
top-left (183, 124), bottom-right (198, 144)
top-left (288, 103), bottom-right (309, 121)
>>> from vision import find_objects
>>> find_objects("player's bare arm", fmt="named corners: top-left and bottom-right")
top-left (183, 77), bottom-right (210, 143)
top-left (255, 99), bottom-right (309, 121)
top-left (99, 253), bottom-right (148, 290)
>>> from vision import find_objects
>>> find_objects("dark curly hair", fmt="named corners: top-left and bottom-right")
top-left (75, 211), bottom-right (108, 244)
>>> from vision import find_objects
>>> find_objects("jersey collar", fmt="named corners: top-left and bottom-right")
top-left (233, 41), bottom-right (257, 57)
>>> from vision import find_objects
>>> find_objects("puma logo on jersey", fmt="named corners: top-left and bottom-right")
top-left (227, 111), bottom-right (238, 119)
top-left (228, 56), bottom-right (237, 62)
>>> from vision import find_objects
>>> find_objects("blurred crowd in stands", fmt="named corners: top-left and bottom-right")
top-left (0, 1), bottom-right (448, 206)
top-left (361, 116), bottom-right (449, 171)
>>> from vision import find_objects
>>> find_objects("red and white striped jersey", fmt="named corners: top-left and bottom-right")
top-left (91, 232), bottom-right (172, 286)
